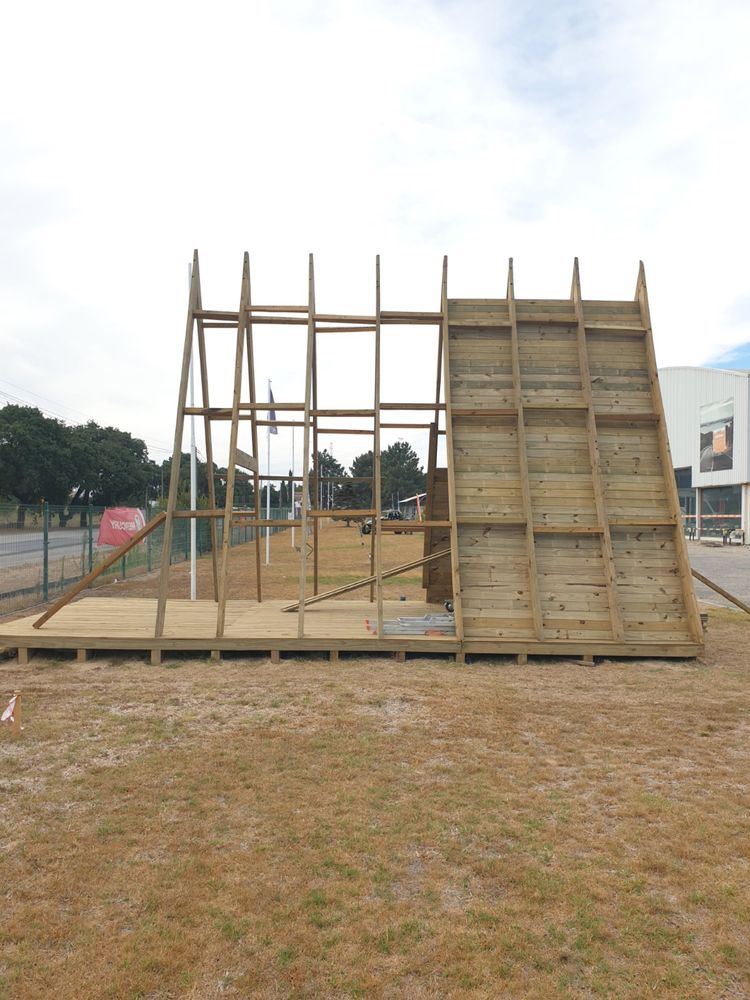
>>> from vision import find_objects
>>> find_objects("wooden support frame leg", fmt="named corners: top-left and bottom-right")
top-left (151, 649), bottom-right (162, 666)
top-left (17, 647), bottom-right (30, 666)
top-left (76, 649), bottom-right (88, 663)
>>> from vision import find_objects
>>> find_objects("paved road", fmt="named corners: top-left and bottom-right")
top-left (687, 541), bottom-right (750, 609)
top-left (0, 529), bottom-right (92, 572)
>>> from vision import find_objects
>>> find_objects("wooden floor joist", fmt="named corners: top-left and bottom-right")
top-left (19, 253), bottom-right (703, 662)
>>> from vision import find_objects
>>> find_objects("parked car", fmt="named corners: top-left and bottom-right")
top-left (361, 510), bottom-right (403, 535)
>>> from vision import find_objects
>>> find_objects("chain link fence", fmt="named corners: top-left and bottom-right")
top-left (0, 503), bottom-right (292, 616)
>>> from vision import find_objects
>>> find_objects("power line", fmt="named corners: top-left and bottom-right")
top-left (0, 381), bottom-right (174, 460)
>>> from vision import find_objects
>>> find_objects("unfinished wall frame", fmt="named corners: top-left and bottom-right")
top-left (5, 253), bottom-right (703, 662)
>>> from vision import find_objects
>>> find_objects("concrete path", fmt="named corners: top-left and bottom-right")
top-left (687, 540), bottom-right (750, 609)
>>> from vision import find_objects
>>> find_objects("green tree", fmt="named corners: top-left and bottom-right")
top-left (69, 422), bottom-right (152, 508)
top-left (310, 449), bottom-right (345, 509)
top-left (0, 405), bottom-right (73, 523)
top-left (381, 441), bottom-right (425, 509)
top-left (334, 451), bottom-right (372, 518)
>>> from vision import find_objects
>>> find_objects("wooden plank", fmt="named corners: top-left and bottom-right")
top-left (235, 448), bottom-right (258, 473)
top-left (440, 257), bottom-right (464, 642)
top-left (216, 254), bottom-right (250, 638)
top-left (33, 512), bottom-right (167, 629)
top-left (297, 255), bottom-right (316, 639)
top-left (636, 262), bottom-right (703, 644)
top-left (690, 570), bottom-right (750, 615)
top-left (507, 260), bottom-right (543, 639)
top-left (243, 300), bottom-right (263, 603)
top-left (282, 548), bottom-right (452, 611)
top-left (572, 258), bottom-right (624, 640)
top-left (155, 250), bottom-right (201, 637)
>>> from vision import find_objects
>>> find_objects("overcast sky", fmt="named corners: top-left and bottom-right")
top-left (2, 0), bottom-right (749, 477)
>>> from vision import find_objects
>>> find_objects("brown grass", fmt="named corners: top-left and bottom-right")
top-left (1, 609), bottom-right (749, 998)
top-left (86, 521), bottom-right (429, 604)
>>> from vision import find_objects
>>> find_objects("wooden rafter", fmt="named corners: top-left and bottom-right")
top-left (216, 254), bottom-right (251, 638)
top-left (571, 259), bottom-right (624, 640)
top-left (195, 281), bottom-right (219, 600)
top-left (635, 262), bottom-right (703, 643)
top-left (244, 264), bottom-right (263, 602)
top-left (282, 548), bottom-right (452, 612)
top-left (507, 259), bottom-right (543, 640)
top-left (155, 250), bottom-right (201, 638)
top-left (440, 256), bottom-right (464, 642)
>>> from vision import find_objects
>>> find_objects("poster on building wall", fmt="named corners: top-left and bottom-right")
top-left (699, 398), bottom-right (734, 472)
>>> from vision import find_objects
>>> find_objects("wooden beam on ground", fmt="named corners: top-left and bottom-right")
top-left (507, 259), bottom-right (543, 640)
top-left (572, 258), bottom-right (624, 641)
top-left (282, 548), bottom-right (452, 611)
top-left (691, 569), bottom-right (750, 615)
top-left (155, 250), bottom-right (201, 637)
top-left (33, 512), bottom-right (166, 629)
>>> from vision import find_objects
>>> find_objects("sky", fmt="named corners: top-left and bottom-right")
top-left (2, 0), bottom-right (749, 478)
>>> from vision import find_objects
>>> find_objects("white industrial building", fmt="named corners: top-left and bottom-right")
top-left (660, 366), bottom-right (750, 542)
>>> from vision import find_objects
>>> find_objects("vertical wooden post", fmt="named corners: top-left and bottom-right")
top-left (244, 278), bottom-right (263, 602)
top-left (297, 255), bottom-right (316, 639)
top-left (374, 256), bottom-right (384, 638)
top-left (636, 262), bottom-right (703, 643)
top-left (312, 329), bottom-right (320, 595)
top-left (155, 250), bottom-right (201, 637)
top-left (422, 420), bottom-right (438, 587)
top-left (440, 257), bottom-right (465, 643)
top-left (507, 259), bottom-right (543, 639)
top-left (572, 259), bottom-right (624, 640)
top-left (195, 276), bottom-right (219, 601)
top-left (216, 254), bottom-right (250, 638)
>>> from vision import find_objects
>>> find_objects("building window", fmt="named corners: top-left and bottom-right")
top-left (674, 467), bottom-right (696, 536)
top-left (700, 485), bottom-right (741, 537)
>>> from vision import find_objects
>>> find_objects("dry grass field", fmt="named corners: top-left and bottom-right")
top-left (1, 526), bottom-right (749, 998)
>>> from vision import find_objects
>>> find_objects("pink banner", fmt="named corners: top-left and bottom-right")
top-left (97, 508), bottom-right (147, 547)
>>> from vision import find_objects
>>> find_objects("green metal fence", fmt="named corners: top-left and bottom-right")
top-left (0, 503), bottom-right (291, 616)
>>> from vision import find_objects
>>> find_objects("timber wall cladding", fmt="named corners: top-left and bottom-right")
top-left (446, 267), bottom-right (701, 649)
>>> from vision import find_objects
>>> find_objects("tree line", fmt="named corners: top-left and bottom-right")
top-left (0, 405), bottom-right (426, 524)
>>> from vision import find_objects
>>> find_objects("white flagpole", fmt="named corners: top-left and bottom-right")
top-left (266, 378), bottom-right (271, 565)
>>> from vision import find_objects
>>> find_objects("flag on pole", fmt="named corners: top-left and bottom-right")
top-left (268, 385), bottom-right (278, 434)
top-left (1, 694), bottom-right (17, 723)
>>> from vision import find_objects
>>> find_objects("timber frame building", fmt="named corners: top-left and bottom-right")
top-left (0, 254), bottom-right (703, 662)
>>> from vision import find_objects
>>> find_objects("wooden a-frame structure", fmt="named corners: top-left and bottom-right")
top-left (6, 252), bottom-right (703, 663)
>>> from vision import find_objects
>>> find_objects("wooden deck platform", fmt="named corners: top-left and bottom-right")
top-left (0, 598), bottom-right (702, 662)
